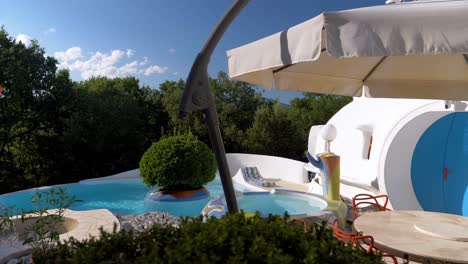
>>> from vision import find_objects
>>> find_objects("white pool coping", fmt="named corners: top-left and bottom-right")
top-left (79, 169), bottom-right (140, 183)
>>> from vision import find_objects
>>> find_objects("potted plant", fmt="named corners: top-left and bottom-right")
top-left (139, 133), bottom-right (216, 201)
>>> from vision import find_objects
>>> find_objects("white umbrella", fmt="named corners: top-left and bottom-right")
top-left (227, 0), bottom-right (468, 100)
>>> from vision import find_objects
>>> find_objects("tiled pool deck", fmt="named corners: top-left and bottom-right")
top-left (59, 208), bottom-right (119, 241)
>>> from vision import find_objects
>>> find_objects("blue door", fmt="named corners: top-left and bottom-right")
top-left (411, 114), bottom-right (453, 213)
top-left (412, 112), bottom-right (468, 216)
top-left (444, 114), bottom-right (468, 216)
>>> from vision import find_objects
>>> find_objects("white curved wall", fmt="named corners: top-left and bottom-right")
top-left (226, 153), bottom-right (308, 184)
top-left (78, 154), bottom-right (308, 186)
top-left (380, 101), bottom-right (468, 209)
top-left (321, 98), bottom-right (437, 186)
top-left (320, 97), bottom-right (468, 211)
top-left (79, 169), bottom-right (140, 183)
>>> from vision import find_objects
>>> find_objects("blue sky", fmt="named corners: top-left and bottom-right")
top-left (1, 0), bottom-right (382, 103)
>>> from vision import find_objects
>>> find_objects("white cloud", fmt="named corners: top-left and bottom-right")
top-left (173, 72), bottom-right (179, 76)
top-left (139, 57), bottom-right (148, 66)
top-left (55, 47), bottom-right (168, 79)
top-left (15, 34), bottom-right (33, 47)
top-left (144, 65), bottom-right (168, 76)
top-left (116, 60), bottom-right (140, 75)
top-left (54, 47), bottom-right (82, 61)
top-left (168, 48), bottom-right (176, 54)
top-left (44, 27), bottom-right (56, 35)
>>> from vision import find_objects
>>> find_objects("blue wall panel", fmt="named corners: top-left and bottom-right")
top-left (411, 114), bottom-right (454, 213)
top-left (444, 113), bottom-right (468, 216)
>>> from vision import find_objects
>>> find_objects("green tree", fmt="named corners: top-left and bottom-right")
top-left (0, 28), bottom-right (63, 192)
top-left (289, 93), bottom-right (351, 136)
top-left (62, 77), bottom-right (148, 180)
top-left (138, 86), bottom-right (170, 148)
top-left (0, 27), bottom-right (172, 192)
top-left (212, 71), bottom-right (265, 152)
top-left (244, 103), bottom-right (304, 160)
top-left (159, 79), bottom-right (208, 142)
top-left (49, 76), bottom-right (169, 183)
top-left (159, 72), bottom-right (265, 153)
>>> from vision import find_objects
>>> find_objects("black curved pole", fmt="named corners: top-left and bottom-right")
top-left (179, 0), bottom-right (249, 213)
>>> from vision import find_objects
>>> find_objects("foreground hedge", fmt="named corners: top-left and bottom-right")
top-left (33, 213), bottom-right (382, 264)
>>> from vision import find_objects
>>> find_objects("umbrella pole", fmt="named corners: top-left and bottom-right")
top-left (179, 0), bottom-right (249, 213)
top-left (203, 106), bottom-right (239, 213)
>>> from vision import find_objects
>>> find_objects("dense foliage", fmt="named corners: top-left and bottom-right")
top-left (0, 28), bottom-right (60, 191)
top-left (140, 134), bottom-right (216, 190)
top-left (244, 103), bottom-right (304, 159)
top-left (60, 77), bottom-right (168, 181)
top-left (288, 93), bottom-right (352, 145)
top-left (0, 28), bottom-right (350, 194)
top-left (33, 213), bottom-right (383, 264)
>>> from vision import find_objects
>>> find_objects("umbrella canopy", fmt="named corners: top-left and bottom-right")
top-left (227, 0), bottom-right (468, 100)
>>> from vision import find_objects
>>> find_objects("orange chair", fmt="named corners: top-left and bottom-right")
top-left (331, 220), bottom-right (397, 263)
top-left (352, 194), bottom-right (391, 219)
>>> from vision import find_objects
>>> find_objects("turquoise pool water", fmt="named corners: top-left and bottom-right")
top-left (0, 178), bottom-right (226, 216)
top-left (237, 193), bottom-right (325, 215)
top-left (0, 178), bottom-right (324, 216)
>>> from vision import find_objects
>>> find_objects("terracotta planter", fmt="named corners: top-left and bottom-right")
top-left (165, 187), bottom-right (208, 198)
top-left (146, 187), bottom-right (210, 202)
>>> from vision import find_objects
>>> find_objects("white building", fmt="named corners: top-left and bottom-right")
top-left (310, 98), bottom-right (468, 216)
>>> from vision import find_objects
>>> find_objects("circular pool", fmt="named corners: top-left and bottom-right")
top-left (202, 190), bottom-right (328, 218)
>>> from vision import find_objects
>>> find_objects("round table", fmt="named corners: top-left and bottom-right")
top-left (353, 210), bottom-right (468, 263)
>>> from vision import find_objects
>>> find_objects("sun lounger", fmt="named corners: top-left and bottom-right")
top-left (241, 167), bottom-right (276, 187)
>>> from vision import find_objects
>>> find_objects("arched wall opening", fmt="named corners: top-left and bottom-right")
top-left (380, 111), bottom-right (449, 210)
top-left (411, 113), bottom-right (468, 216)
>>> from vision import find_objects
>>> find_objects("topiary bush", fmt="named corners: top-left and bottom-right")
top-left (33, 213), bottom-right (383, 264)
top-left (139, 133), bottom-right (217, 190)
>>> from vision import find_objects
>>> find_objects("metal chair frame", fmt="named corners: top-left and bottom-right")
top-left (331, 220), bottom-right (398, 263)
top-left (352, 194), bottom-right (391, 219)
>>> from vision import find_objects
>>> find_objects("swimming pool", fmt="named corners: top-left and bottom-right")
top-left (237, 192), bottom-right (327, 215)
top-left (202, 189), bottom-right (328, 218)
top-left (0, 178), bottom-right (228, 216)
top-left (0, 178), bottom-right (324, 217)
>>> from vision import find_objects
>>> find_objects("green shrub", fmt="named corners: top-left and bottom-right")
top-left (34, 213), bottom-right (383, 264)
top-left (24, 188), bottom-right (77, 259)
top-left (139, 133), bottom-right (216, 190)
top-left (0, 188), bottom-right (76, 260)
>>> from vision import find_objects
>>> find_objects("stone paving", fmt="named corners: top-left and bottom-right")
top-left (115, 212), bottom-right (181, 234)
top-left (0, 209), bottom-right (119, 264)
top-left (60, 209), bottom-right (119, 241)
